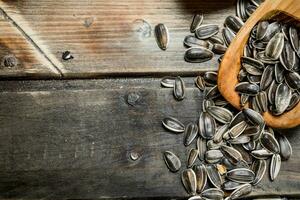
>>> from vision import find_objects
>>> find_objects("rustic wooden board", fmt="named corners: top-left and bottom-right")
top-left (0, 8), bottom-right (61, 78)
top-left (0, 79), bottom-right (299, 199)
top-left (0, 0), bottom-right (235, 78)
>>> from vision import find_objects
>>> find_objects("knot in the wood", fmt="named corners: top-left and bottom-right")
top-left (129, 151), bottom-right (140, 161)
top-left (132, 19), bottom-right (152, 40)
top-left (126, 92), bottom-right (141, 106)
top-left (1, 54), bottom-right (18, 68)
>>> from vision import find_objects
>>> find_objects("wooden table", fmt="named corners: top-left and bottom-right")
top-left (0, 0), bottom-right (299, 199)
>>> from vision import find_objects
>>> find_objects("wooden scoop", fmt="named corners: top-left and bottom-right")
top-left (218, 0), bottom-right (300, 129)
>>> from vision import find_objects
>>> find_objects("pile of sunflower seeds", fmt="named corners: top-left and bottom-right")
top-left (159, 0), bottom-right (297, 199)
top-left (235, 20), bottom-right (300, 115)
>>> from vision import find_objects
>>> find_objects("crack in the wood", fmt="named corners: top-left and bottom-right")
top-left (0, 8), bottom-right (64, 77)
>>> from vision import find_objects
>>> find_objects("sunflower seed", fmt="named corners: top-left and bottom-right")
top-left (256, 21), bottom-right (269, 40)
top-left (184, 122), bottom-right (198, 146)
top-left (195, 76), bottom-right (206, 91)
top-left (223, 180), bottom-right (244, 191)
top-left (236, 0), bottom-right (248, 22)
top-left (163, 151), bottom-right (181, 172)
top-left (229, 183), bottom-right (252, 199)
top-left (224, 15), bottom-right (244, 34)
top-left (185, 47), bottom-right (214, 63)
top-left (265, 33), bottom-right (284, 60)
top-left (212, 44), bottom-right (227, 54)
top-left (162, 117), bottom-right (185, 133)
top-left (252, 40), bottom-right (268, 50)
top-left (243, 108), bottom-right (264, 126)
top-left (255, 91), bottom-right (268, 112)
top-left (277, 133), bottom-right (292, 161)
top-left (250, 0), bottom-right (264, 7)
top-left (206, 164), bottom-right (223, 188)
top-left (243, 126), bottom-right (260, 137)
top-left (193, 164), bottom-right (207, 193)
top-left (228, 120), bottom-right (248, 138)
top-left (233, 145), bottom-right (253, 164)
top-left (205, 149), bottom-right (223, 163)
top-left (188, 148), bottom-right (199, 168)
top-left (154, 23), bottom-right (169, 50)
top-left (274, 63), bottom-right (285, 83)
top-left (243, 140), bottom-right (257, 151)
top-left (208, 35), bottom-right (225, 45)
top-left (190, 14), bottom-right (204, 33)
top-left (184, 35), bottom-right (209, 48)
top-left (280, 41), bottom-right (296, 71)
top-left (241, 94), bottom-right (250, 106)
top-left (222, 27), bottom-right (236, 46)
top-left (287, 92), bottom-right (300, 111)
top-left (289, 26), bottom-right (299, 53)
top-left (256, 51), bottom-right (279, 64)
top-left (274, 83), bottom-right (292, 115)
top-left (182, 169), bottom-right (197, 195)
top-left (242, 56), bottom-right (264, 69)
top-left (235, 82), bottom-right (259, 95)
top-left (251, 149), bottom-right (273, 159)
top-left (207, 106), bottom-right (233, 124)
top-left (262, 21), bottom-right (281, 42)
top-left (199, 112), bottom-right (216, 139)
top-left (267, 80), bottom-right (278, 105)
top-left (260, 132), bottom-right (280, 153)
top-left (203, 71), bottom-right (218, 85)
top-left (207, 140), bottom-right (223, 150)
top-left (252, 159), bottom-right (267, 185)
top-left (229, 111), bottom-right (246, 128)
top-left (202, 188), bottom-right (224, 200)
top-left (245, 5), bottom-right (256, 17)
top-left (197, 137), bottom-right (207, 161)
top-left (214, 124), bottom-right (229, 143)
top-left (226, 168), bottom-right (255, 183)
top-left (260, 65), bottom-right (275, 90)
top-left (229, 135), bottom-right (251, 144)
top-left (285, 72), bottom-right (300, 90)
top-left (203, 99), bottom-right (215, 112)
top-left (221, 145), bottom-right (243, 165)
top-left (174, 76), bottom-right (185, 101)
top-left (270, 154), bottom-right (281, 181)
top-left (188, 196), bottom-right (202, 200)
top-left (195, 24), bottom-right (219, 39)
top-left (161, 76), bottom-right (175, 88)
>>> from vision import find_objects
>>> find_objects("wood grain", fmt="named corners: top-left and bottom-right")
top-left (0, 0), bottom-right (235, 78)
top-left (0, 78), bottom-right (299, 199)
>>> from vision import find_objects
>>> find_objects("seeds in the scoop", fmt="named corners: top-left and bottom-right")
top-left (289, 26), bottom-right (299, 52)
top-left (212, 44), bottom-right (227, 54)
top-left (274, 83), bottom-right (292, 115)
top-left (214, 124), bottom-right (229, 143)
top-left (267, 80), bottom-right (277, 105)
top-left (243, 108), bottom-right (264, 127)
top-left (202, 188), bottom-right (224, 200)
top-left (205, 149), bottom-right (223, 163)
top-left (195, 24), bottom-right (219, 39)
top-left (190, 14), bottom-right (204, 33)
top-left (203, 71), bottom-right (218, 85)
top-left (274, 63), bottom-right (285, 83)
top-left (154, 23), bottom-right (169, 50)
top-left (243, 63), bottom-right (263, 76)
top-left (209, 35), bottom-right (225, 45)
top-left (242, 56), bottom-right (264, 69)
top-left (185, 47), bottom-right (214, 63)
top-left (252, 159), bottom-right (266, 185)
top-left (182, 169), bottom-right (197, 195)
top-left (174, 76), bottom-right (185, 101)
top-left (251, 149), bottom-right (273, 159)
top-left (265, 33), bottom-right (284, 60)
top-left (207, 106), bottom-right (233, 124)
top-left (228, 120), bottom-right (248, 138)
top-left (199, 112), bottom-right (216, 139)
top-left (222, 27), bottom-right (236, 46)
top-left (193, 164), bottom-right (207, 193)
top-left (161, 76), bottom-right (175, 88)
top-left (184, 122), bottom-right (198, 146)
top-left (270, 154), bottom-right (281, 181)
top-left (184, 35), bottom-right (209, 48)
top-left (287, 93), bottom-right (300, 111)
top-left (277, 133), bottom-right (292, 161)
top-left (229, 183), bottom-right (252, 200)
top-left (235, 82), bottom-right (259, 95)
top-left (280, 41), bottom-right (295, 70)
top-left (187, 148), bottom-right (199, 168)
top-left (226, 168), bottom-right (255, 183)
top-left (256, 21), bottom-right (269, 40)
top-left (260, 132), bottom-right (280, 154)
top-left (195, 76), bottom-right (206, 91)
top-left (229, 135), bottom-right (251, 144)
top-left (163, 151), bottom-right (181, 172)
top-left (197, 137), bottom-right (207, 161)
top-left (260, 65), bottom-right (275, 90)
top-left (162, 117), bottom-right (185, 133)
top-left (224, 15), bottom-right (244, 34)
top-left (256, 51), bottom-right (279, 64)
top-left (262, 21), bottom-right (281, 42)
top-left (221, 145), bottom-right (242, 165)
top-left (285, 72), bottom-right (300, 90)
top-left (255, 91), bottom-right (268, 113)
top-left (206, 164), bottom-right (223, 188)
top-left (223, 180), bottom-right (243, 191)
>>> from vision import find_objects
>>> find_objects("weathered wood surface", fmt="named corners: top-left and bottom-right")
top-left (0, 79), bottom-right (299, 199)
top-left (0, 0), bottom-right (234, 78)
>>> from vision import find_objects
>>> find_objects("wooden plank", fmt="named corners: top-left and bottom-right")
top-left (0, 9), bottom-right (61, 78)
top-left (0, 79), bottom-right (299, 199)
top-left (0, 0), bottom-right (235, 78)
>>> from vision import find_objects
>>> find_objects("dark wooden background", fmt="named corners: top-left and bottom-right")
top-left (0, 0), bottom-right (299, 200)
